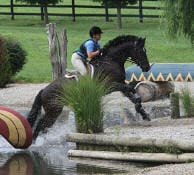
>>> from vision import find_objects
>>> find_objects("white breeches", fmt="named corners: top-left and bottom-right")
top-left (71, 53), bottom-right (87, 76)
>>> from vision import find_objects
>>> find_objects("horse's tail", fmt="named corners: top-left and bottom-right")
top-left (27, 89), bottom-right (43, 127)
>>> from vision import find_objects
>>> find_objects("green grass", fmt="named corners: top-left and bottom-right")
top-left (0, 0), bottom-right (193, 82)
top-left (59, 75), bottom-right (108, 133)
top-left (180, 87), bottom-right (194, 118)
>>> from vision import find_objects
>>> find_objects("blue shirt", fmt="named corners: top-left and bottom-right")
top-left (75, 39), bottom-right (101, 59)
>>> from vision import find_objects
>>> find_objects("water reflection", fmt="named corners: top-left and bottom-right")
top-left (0, 109), bottom-right (134, 175)
top-left (0, 150), bottom-right (134, 175)
top-left (0, 108), bottom-right (152, 175)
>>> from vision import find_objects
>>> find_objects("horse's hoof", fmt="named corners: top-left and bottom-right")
top-left (143, 116), bottom-right (151, 121)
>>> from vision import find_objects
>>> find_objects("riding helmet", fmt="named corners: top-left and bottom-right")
top-left (89, 26), bottom-right (103, 37)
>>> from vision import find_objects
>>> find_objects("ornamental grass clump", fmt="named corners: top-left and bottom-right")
top-left (59, 75), bottom-right (109, 133)
top-left (180, 87), bottom-right (194, 118)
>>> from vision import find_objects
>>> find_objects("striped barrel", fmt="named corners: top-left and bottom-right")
top-left (0, 106), bottom-right (32, 149)
top-left (125, 63), bottom-right (194, 82)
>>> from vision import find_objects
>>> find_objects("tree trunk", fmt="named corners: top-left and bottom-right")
top-left (116, 6), bottom-right (122, 29)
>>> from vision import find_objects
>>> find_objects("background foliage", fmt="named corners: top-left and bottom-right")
top-left (162, 0), bottom-right (194, 45)
top-left (0, 36), bottom-right (27, 87)
top-left (0, 0), bottom-right (193, 82)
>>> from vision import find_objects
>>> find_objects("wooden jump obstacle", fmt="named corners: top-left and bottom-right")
top-left (125, 63), bottom-right (194, 82)
top-left (0, 106), bottom-right (32, 149)
top-left (67, 133), bottom-right (194, 163)
top-left (125, 63), bottom-right (194, 102)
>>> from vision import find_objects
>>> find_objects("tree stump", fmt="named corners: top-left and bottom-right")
top-left (170, 92), bottom-right (180, 119)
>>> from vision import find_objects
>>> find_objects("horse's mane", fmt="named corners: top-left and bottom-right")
top-left (102, 35), bottom-right (139, 55)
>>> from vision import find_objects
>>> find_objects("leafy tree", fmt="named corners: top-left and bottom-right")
top-left (93, 0), bottom-right (137, 29)
top-left (162, 0), bottom-right (194, 46)
top-left (16, 0), bottom-right (62, 24)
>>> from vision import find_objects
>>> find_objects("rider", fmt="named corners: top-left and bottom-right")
top-left (71, 26), bottom-right (103, 75)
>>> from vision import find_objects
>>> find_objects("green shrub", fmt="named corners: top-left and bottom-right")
top-left (0, 37), bottom-right (12, 88)
top-left (180, 87), bottom-right (194, 117)
top-left (4, 39), bottom-right (27, 75)
top-left (59, 75), bottom-right (109, 133)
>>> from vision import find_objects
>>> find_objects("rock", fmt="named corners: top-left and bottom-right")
top-left (102, 91), bottom-right (171, 128)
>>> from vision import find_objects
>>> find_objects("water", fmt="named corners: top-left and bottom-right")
top-left (0, 108), bottom-right (148, 175)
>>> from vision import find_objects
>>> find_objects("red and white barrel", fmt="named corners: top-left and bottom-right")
top-left (0, 106), bottom-right (32, 149)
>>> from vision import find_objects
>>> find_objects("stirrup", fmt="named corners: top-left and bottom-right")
top-left (64, 74), bottom-right (79, 81)
top-left (64, 69), bottom-right (80, 81)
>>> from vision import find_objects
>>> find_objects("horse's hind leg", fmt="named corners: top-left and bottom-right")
top-left (32, 106), bottom-right (63, 140)
top-left (27, 89), bottom-right (43, 127)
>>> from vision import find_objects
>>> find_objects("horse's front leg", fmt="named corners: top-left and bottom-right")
top-left (118, 83), bottom-right (151, 121)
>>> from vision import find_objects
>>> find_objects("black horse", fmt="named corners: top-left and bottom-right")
top-left (27, 35), bottom-right (151, 140)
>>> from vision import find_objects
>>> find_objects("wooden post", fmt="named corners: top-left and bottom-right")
top-left (72, 0), bottom-right (75, 22)
top-left (170, 92), bottom-right (180, 119)
top-left (47, 23), bottom-right (58, 80)
top-left (60, 29), bottom-right (67, 76)
top-left (10, 0), bottom-right (14, 20)
top-left (40, 5), bottom-right (44, 21)
top-left (47, 23), bottom-right (67, 80)
top-left (104, 1), bottom-right (109, 22)
top-left (139, 0), bottom-right (143, 23)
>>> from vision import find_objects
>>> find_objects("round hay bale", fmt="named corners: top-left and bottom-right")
top-left (0, 106), bottom-right (32, 149)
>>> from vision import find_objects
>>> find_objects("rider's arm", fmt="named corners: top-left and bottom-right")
top-left (85, 40), bottom-right (100, 59)
top-left (87, 50), bottom-right (100, 58)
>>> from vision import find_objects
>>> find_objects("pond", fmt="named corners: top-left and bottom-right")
top-left (0, 108), bottom-right (151, 175)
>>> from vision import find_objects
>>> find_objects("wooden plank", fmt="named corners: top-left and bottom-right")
top-left (68, 150), bottom-right (194, 163)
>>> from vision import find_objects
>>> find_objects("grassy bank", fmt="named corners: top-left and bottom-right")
top-left (0, 1), bottom-right (193, 82)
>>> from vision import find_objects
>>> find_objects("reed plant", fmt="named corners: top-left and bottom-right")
top-left (59, 75), bottom-right (109, 133)
top-left (180, 87), bottom-right (194, 118)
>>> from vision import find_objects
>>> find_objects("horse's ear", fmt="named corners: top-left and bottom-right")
top-left (138, 37), bottom-right (146, 47)
top-left (134, 37), bottom-right (146, 47)
top-left (142, 37), bottom-right (146, 46)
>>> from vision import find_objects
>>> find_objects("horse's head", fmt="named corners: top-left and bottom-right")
top-left (130, 37), bottom-right (150, 72)
top-left (101, 35), bottom-right (150, 72)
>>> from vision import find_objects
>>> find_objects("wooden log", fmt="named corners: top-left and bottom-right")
top-left (68, 150), bottom-right (194, 163)
top-left (135, 81), bottom-right (160, 102)
top-left (170, 92), bottom-right (180, 119)
top-left (66, 133), bottom-right (194, 151)
top-left (135, 81), bottom-right (174, 102)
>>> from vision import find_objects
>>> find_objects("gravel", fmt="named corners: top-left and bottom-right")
top-left (0, 83), bottom-right (48, 107)
top-left (1, 82), bottom-right (194, 175)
